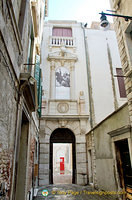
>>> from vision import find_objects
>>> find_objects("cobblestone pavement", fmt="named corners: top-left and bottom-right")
top-left (34, 184), bottom-right (119, 200)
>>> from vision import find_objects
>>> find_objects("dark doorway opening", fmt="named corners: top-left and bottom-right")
top-left (49, 128), bottom-right (76, 184)
top-left (115, 139), bottom-right (132, 194)
top-left (15, 112), bottom-right (29, 200)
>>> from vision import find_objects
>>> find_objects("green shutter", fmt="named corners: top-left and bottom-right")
top-left (38, 85), bottom-right (42, 117)
top-left (34, 55), bottom-right (42, 117)
top-left (27, 38), bottom-right (31, 67)
top-left (27, 25), bottom-right (34, 72)
top-left (35, 54), bottom-right (40, 99)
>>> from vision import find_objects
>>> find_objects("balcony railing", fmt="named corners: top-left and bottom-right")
top-left (49, 36), bottom-right (75, 47)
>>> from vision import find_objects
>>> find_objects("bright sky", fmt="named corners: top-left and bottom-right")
top-left (46, 0), bottom-right (113, 27)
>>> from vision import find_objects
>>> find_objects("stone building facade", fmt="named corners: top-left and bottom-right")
top-left (0, 0), bottom-right (47, 199)
top-left (86, 103), bottom-right (131, 196)
top-left (39, 20), bottom-right (126, 187)
top-left (40, 21), bottom-right (90, 186)
top-left (107, 0), bottom-right (132, 197)
top-left (109, 0), bottom-right (132, 126)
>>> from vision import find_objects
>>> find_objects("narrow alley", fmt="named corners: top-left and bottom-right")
top-left (0, 0), bottom-right (132, 199)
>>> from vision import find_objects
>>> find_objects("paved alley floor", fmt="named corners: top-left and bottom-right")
top-left (34, 184), bottom-right (120, 200)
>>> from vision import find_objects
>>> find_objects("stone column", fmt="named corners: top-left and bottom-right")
top-left (70, 62), bottom-right (75, 99)
top-left (50, 61), bottom-right (56, 99)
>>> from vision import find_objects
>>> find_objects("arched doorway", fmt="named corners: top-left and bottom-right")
top-left (50, 128), bottom-right (76, 184)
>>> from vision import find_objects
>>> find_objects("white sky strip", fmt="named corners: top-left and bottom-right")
top-left (46, 0), bottom-right (113, 27)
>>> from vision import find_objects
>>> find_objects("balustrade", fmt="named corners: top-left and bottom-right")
top-left (49, 36), bottom-right (75, 47)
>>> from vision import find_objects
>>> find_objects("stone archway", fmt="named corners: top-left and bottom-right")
top-left (49, 128), bottom-right (76, 184)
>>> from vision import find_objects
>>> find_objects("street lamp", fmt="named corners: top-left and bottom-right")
top-left (100, 12), bottom-right (109, 28)
top-left (99, 11), bottom-right (132, 28)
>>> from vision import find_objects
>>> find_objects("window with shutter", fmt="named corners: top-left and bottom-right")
top-left (116, 68), bottom-right (126, 98)
top-left (34, 55), bottom-right (42, 116)
top-left (27, 25), bottom-right (34, 72)
top-left (52, 27), bottom-right (72, 37)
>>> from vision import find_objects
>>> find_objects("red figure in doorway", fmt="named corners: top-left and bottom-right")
top-left (60, 157), bottom-right (64, 174)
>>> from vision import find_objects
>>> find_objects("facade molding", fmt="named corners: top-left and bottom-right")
top-left (47, 50), bottom-right (78, 62)
top-left (108, 125), bottom-right (131, 137)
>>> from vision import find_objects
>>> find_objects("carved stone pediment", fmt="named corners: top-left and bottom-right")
top-left (47, 49), bottom-right (78, 62)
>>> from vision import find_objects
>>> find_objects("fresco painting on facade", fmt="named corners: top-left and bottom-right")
top-left (56, 68), bottom-right (70, 87)
top-left (56, 67), bottom-right (70, 99)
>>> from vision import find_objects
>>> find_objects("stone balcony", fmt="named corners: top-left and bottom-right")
top-left (49, 36), bottom-right (76, 48)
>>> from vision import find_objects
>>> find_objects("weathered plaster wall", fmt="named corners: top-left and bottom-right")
top-left (26, 119), bottom-right (39, 193)
top-left (0, 35), bottom-right (17, 194)
top-left (109, 0), bottom-right (132, 127)
top-left (0, 0), bottom-right (41, 198)
top-left (12, 0), bottom-right (22, 24)
top-left (90, 104), bottom-right (130, 191)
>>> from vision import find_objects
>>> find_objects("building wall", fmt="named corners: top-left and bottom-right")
top-left (0, 0), bottom-right (45, 199)
top-left (0, 34), bottom-right (17, 195)
top-left (109, 0), bottom-right (132, 127)
top-left (40, 21), bottom-right (90, 186)
top-left (41, 21), bottom-right (125, 124)
top-left (104, 1), bottom-right (132, 196)
top-left (87, 103), bottom-right (130, 191)
top-left (39, 20), bottom-right (126, 187)
top-left (85, 28), bottom-right (127, 125)
top-left (41, 21), bottom-right (89, 114)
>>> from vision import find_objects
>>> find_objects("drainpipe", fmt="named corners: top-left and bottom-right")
top-left (81, 23), bottom-right (93, 129)
top-left (81, 23), bottom-right (94, 186)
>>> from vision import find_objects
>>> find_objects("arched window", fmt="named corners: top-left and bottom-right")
top-left (55, 67), bottom-right (70, 99)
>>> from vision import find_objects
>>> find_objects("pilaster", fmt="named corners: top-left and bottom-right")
top-left (50, 61), bottom-right (56, 99)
